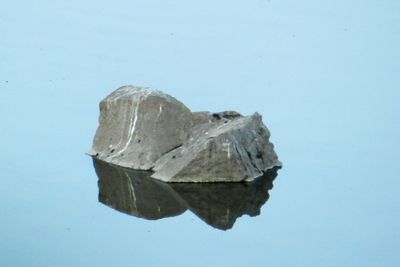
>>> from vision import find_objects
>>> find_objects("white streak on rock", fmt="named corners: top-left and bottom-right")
top-left (109, 99), bottom-right (140, 159)
top-left (125, 172), bottom-right (137, 210)
top-left (127, 100), bottom-right (140, 144)
top-left (110, 91), bottom-right (153, 159)
top-left (222, 141), bottom-right (231, 159)
top-left (157, 105), bottom-right (163, 118)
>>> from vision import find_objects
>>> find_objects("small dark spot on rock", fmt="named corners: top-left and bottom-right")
top-left (137, 139), bottom-right (141, 143)
top-left (110, 149), bottom-right (115, 153)
top-left (172, 155), bottom-right (176, 159)
top-left (246, 151), bottom-right (252, 159)
top-left (212, 113), bottom-right (221, 120)
top-left (220, 111), bottom-right (242, 119)
top-left (95, 153), bottom-right (99, 157)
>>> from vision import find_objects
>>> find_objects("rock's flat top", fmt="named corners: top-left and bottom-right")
top-left (89, 85), bottom-right (281, 182)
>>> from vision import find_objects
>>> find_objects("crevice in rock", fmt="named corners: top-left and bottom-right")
top-left (161, 144), bottom-right (183, 156)
top-left (245, 147), bottom-right (261, 172)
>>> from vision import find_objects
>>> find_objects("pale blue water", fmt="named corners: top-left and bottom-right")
top-left (1, 1), bottom-right (399, 266)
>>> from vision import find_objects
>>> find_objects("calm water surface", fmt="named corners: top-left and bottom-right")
top-left (1, 1), bottom-right (399, 266)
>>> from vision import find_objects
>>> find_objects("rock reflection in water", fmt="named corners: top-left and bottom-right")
top-left (93, 159), bottom-right (279, 230)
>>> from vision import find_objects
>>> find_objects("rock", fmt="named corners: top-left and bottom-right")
top-left (88, 86), bottom-right (193, 170)
top-left (93, 158), bottom-right (278, 230)
top-left (89, 85), bottom-right (281, 182)
top-left (152, 112), bottom-right (280, 182)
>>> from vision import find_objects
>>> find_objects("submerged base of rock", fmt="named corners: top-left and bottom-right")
top-left (88, 86), bottom-right (281, 182)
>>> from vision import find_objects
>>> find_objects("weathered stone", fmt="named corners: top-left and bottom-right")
top-left (93, 158), bottom-right (278, 230)
top-left (152, 112), bottom-right (280, 182)
top-left (89, 85), bottom-right (281, 182)
top-left (88, 86), bottom-right (193, 170)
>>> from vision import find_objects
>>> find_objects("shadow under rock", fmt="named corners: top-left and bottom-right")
top-left (93, 158), bottom-right (279, 230)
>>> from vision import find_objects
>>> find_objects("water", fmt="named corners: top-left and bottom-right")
top-left (1, 1), bottom-right (399, 266)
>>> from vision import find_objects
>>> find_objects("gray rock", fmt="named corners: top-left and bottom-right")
top-left (89, 85), bottom-right (281, 182)
top-left (88, 86), bottom-right (193, 170)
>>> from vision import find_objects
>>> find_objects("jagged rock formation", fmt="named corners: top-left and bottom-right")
top-left (89, 85), bottom-right (281, 182)
top-left (93, 158), bottom-right (278, 230)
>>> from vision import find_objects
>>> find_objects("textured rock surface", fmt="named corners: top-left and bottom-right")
top-left (89, 85), bottom-right (281, 182)
top-left (88, 86), bottom-right (193, 170)
top-left (93, 158), bottom-right (278, 230)
top-left (153, 112), bottom-right (280, 182)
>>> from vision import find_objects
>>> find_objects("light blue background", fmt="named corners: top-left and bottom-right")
top-left (1, 1), bottom-right (399, 266)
